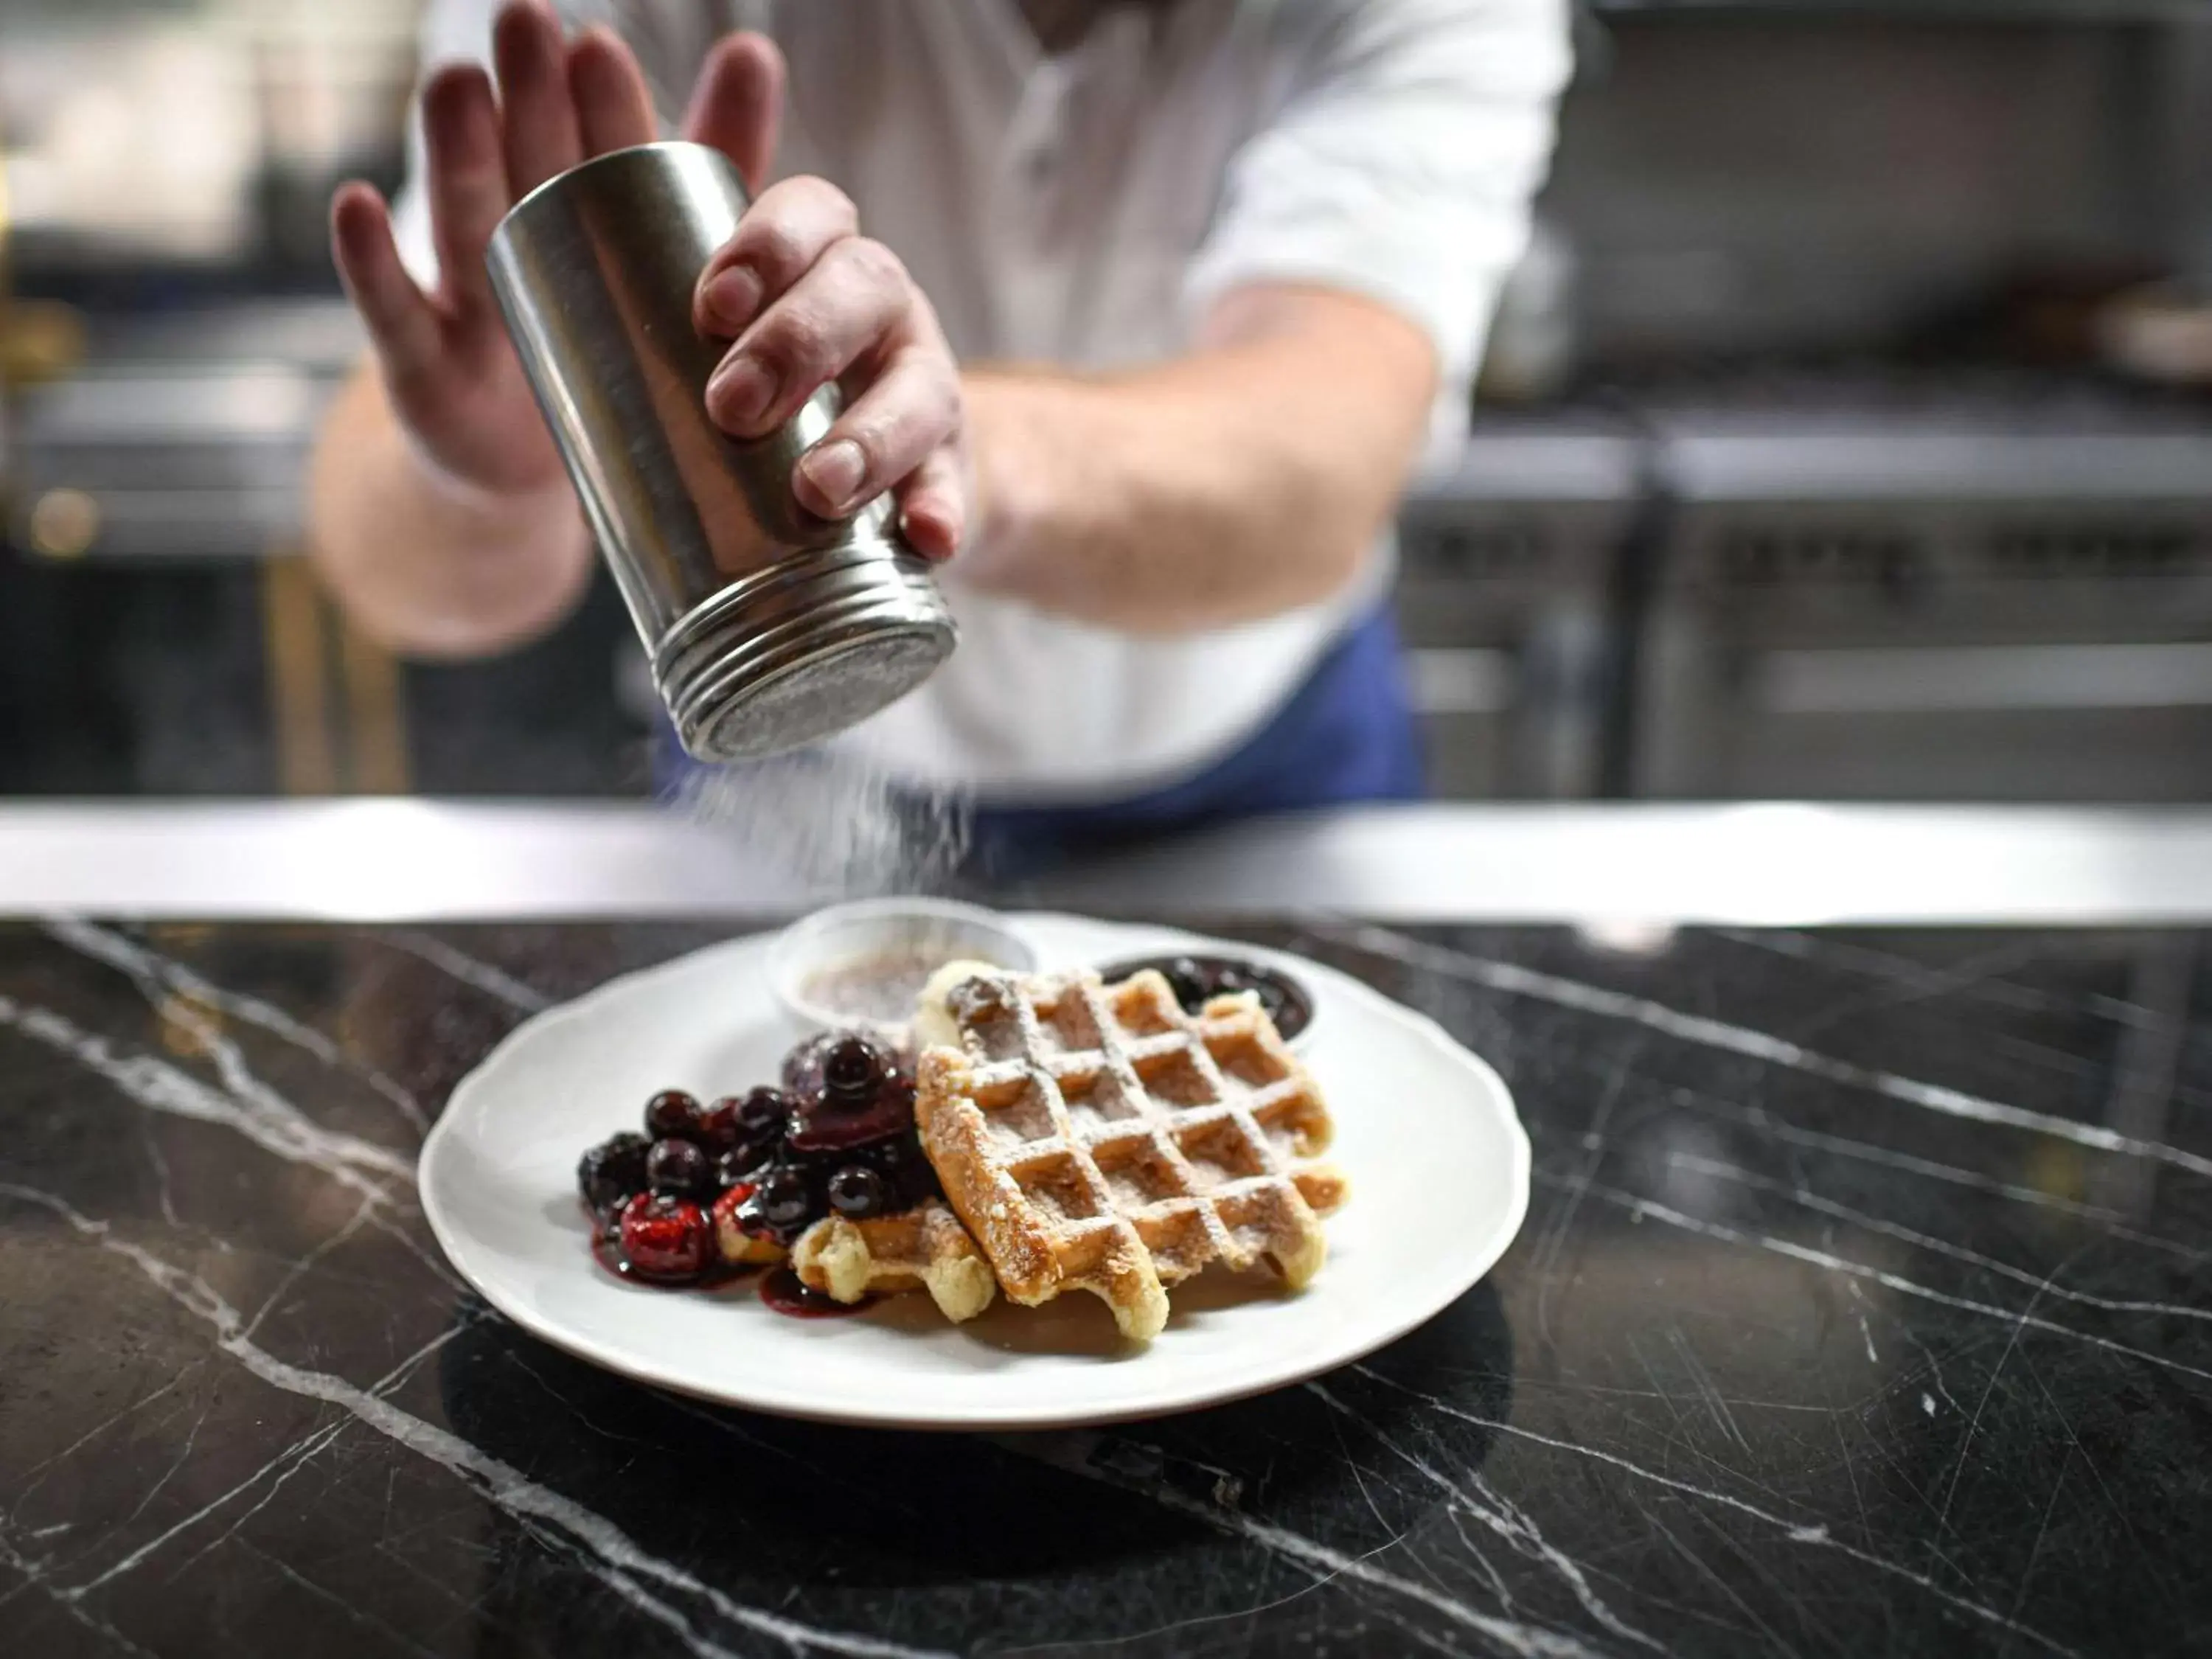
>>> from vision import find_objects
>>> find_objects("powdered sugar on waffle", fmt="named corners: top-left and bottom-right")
top-left (914, 967), bottom-right (1346, 1342)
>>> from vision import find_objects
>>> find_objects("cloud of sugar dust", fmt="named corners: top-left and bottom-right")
top-left (669, 746), bottom-right (973, 895)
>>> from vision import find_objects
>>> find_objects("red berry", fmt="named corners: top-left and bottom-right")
top-left (644, 1090), bottom-right (701, 1141)
top-left (709, 1184), bottom-right (757, 1259)
top-left (618, 1192), bottom-right (709, 1281)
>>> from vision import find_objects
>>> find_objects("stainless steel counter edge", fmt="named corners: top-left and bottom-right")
top-left (6, 799), bottom-right (2212, 924)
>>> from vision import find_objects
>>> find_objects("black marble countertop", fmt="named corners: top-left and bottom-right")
top-left (3, 917), bottom-right (2206, 1658)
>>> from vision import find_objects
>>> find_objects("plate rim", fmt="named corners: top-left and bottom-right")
top-left (417, 914), bottom-right (1528, 1430)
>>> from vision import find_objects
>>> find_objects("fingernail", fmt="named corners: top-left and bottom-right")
top-left (799, 439), bottom-right (868, 514)
top-left (699, 266), bottom-right (762, 333)
top-left (707, 358), bottom-right (775, 431)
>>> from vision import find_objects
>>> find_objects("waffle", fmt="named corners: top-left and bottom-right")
top-left (914, 967), bottom-right (1346, 1343)
top-left (790, 1200), bottom-right (997, 1323)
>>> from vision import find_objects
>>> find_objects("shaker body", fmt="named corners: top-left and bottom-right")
top-left (486, 141), bottom-right (954, 763)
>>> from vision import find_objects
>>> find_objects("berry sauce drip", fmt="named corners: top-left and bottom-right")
top-left (759, 1265), bottom-right (865, 1318)
top-left (576, 1031), bottom-right (938, 1313)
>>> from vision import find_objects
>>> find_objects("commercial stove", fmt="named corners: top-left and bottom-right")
top-left (1630, 372), bottom-right (2212, 801)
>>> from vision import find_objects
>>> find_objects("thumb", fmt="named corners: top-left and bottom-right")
top-left (684, 32), bottom-right (785, 194)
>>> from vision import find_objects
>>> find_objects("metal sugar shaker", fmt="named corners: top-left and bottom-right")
top-left (486, 141), bottom-right (956, 764)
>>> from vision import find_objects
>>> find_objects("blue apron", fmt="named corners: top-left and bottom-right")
top-left (659, 605), bottom-right (1424, 876)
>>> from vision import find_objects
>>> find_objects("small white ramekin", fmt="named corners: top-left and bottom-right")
top-left (768, 899), bottom-right (1039, 1040)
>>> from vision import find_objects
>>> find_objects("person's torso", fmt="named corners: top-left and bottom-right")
top-left (572, 0), bottom-right (1392, 800)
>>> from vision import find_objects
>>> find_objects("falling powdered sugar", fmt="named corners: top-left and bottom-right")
top-left (672, 746), bottom-right (973, 894)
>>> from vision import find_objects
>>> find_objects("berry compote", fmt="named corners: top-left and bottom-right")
top-left (1096, 952), bottom-right (1314, 1041)
top-left (574, 1031), bottom-right (940, 1315)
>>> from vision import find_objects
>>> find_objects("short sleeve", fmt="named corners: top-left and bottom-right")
top-left (1183, 0), bottom-right (1571, 404)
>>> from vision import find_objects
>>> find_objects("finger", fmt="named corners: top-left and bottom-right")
top-left (684, 31), bottom-right (785, 192)
top-left (792, 342), bottom-right (963, 520)
top-left (492, 0), bottom-right (582, 197)
top-left (692, 176), bottom-right (858, 338)
top-left (421, 63), bottom-right (510, 315)
top-left (330, 182), bottom-right (442, 375)
top-left (568, 24), bottom-right (658, 155)
top-left (895, 445), bottom-right (967, 560)
top-left (703, 237), bottom-right (911, 438)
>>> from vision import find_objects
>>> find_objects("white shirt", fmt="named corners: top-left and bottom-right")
top-left (397, 0), bottom-right (1568, 804)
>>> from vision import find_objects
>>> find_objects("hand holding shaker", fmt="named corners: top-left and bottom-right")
top-left (485, 142), bottom-right (956, 763)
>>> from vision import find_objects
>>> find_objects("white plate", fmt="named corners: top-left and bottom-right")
top-left (418, 914), bottom-right (1528, 1430)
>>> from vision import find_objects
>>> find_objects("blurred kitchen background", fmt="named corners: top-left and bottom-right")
top-left (7, 0), bottom-right (2212, 804)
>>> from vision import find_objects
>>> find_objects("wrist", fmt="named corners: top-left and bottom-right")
top-left (401, 433), bottom-right (569, 520)
top-left (395, 446), bottom-right (580, 560)
top-left (959, 372), bottom-right (1046, 585)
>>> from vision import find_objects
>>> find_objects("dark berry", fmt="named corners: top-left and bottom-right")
top-left (578, 1130), bottom-right (652, 1213)
top-left (822, 1034), bottom-right (888, 1107)
top-left (697, 1097), bottom-right (742, 1152)
top-left (737, 1086), bottom-right (789, 1137)
top-left (619, 1193), bottom-right (709, 1281)
top-left (644, 1089), bottom-right (701, 1141)
top-left (647, 1137), bottom-right (709, 1197)
top-left (781, 1032), bottom-right (838, 1097)
top-left (827, 1164), bottom-right (888, 1219)
top-left (757, 1169), bottom-right (816, 1231)
top-left (714, 1144), bottom-right (773, 1189)
top-left (947, 975), bottom-right (1012, 1023)
top-left (869, 1134), bottom-right (931, 1179)
top-left (1164, 958), bottom-right (1207, 1009)
top-left (698, 1088), bottom-right (784, 1169)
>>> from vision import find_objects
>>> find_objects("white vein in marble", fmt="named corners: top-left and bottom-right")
top-left (1550, 1176), bottom-right (2212, 1385)
top-left (1645, 1082), bottom-right (2211, 1265)
top-left (1346, 1367), bottom-right (2079, 1658)
top-left (1305, 1381), bottom-right (1666, 1653)
top-left (0, 995), bottom-right (408, 1202)
top-left (380, 930), bottom-right (552, 1013)
top-left (999, 1430), bottom-right (1618, 1659)
top-left (44, 918), bottom-right (428, 1134)
top-left (0, 1184), bottom-right (947, 1659)
top-left (1666, 1152), bottom-right (2212, 1325)
top-left (1338, 925), bottom-right (2212, 1182)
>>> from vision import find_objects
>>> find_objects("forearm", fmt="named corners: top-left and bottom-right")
top-left (960, 293), bottom-right (1436, 633)
top-left (306, 363), bottom-right (595, 658)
